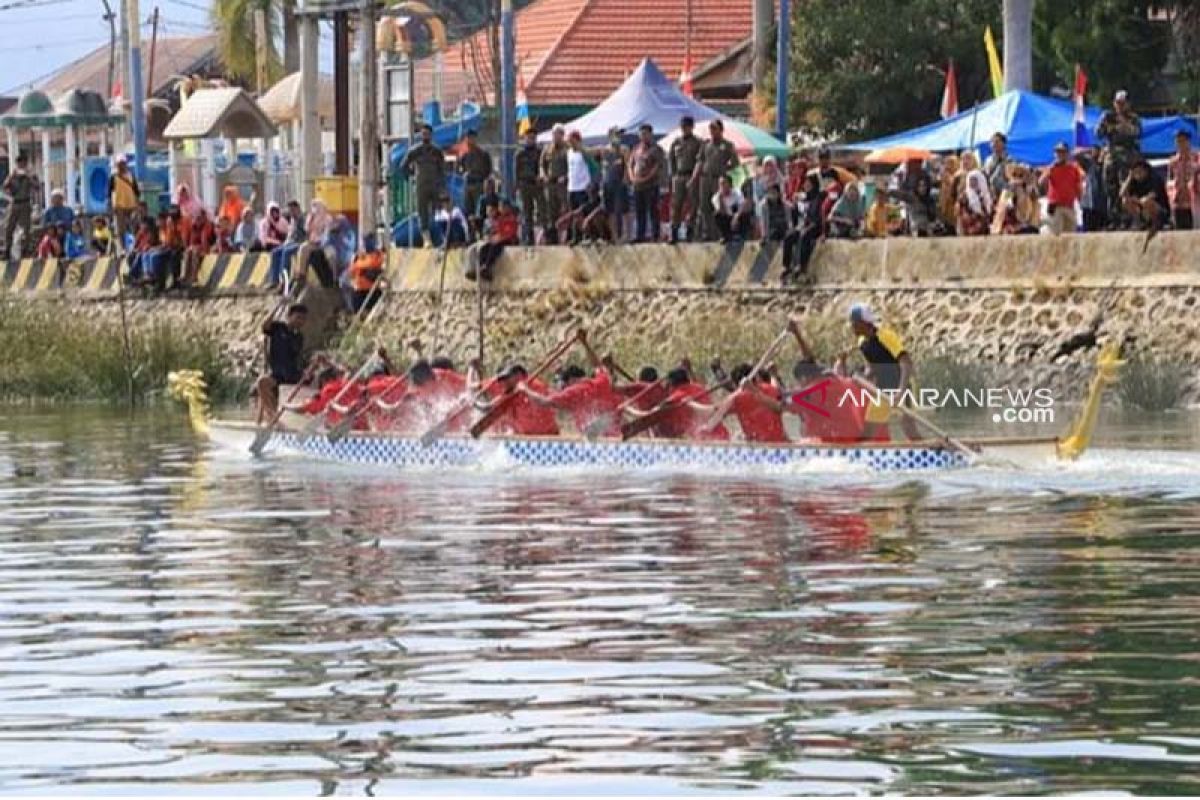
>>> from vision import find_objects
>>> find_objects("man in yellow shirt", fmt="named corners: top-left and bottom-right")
top-left (849, 303), bottom-right (919, 441)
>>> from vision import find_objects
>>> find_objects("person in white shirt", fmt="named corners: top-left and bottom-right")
top-left (565, 130), bottom-right (594, 244)
top-left (711, 175), bottom-right (750, 242)
top-left (432, 193), bottom-right (469, 248)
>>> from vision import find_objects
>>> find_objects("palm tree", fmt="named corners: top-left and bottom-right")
top-left (1002, 0), bottom-right (1033, 92)
top-left (211, 0), bottom-right (296, 86)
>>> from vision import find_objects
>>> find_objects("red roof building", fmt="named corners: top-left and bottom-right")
top-left (416, 0), bottom-right (762, 115)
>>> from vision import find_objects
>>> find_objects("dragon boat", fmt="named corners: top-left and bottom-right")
top-left (167, 345), bottom-right (1120, 473)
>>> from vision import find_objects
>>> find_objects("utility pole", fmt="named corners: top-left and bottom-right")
top-left (358, 0), bottom-right (378, 240)
top-left (101, 0), bottom-right (117, 102)
top-left (254, 6), bottom-right (269, 95)
top-left (147, 6), bottom-right (159, 98)
top-left (499, 0), bottom-right (515, 194)
top-left (334, 11), bottom-right (350, 174)
top-left (775, 0), bottom-right (789, 142)
top-left (124, 0), bottom-right (148, 180)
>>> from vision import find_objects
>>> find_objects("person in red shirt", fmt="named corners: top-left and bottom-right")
top-left (750, 360), bottom-right (876, 443)
top-left (475, 198), bottom-right (519, 282)
top-left (520, 363), bottom-right (624, 437)
top-left (287, 365), bottom-right (366, 431)
top-left (631, 368), bottom-right (729, 441)
top-left (481, 363), bottom-right (560, 436)
top-left (689, 362), bottom-right (789, 443)
top-left (183, 208), bottom-right (215, 288)
top-left (36, 224), bottom-right (62, 259)
top-left (1038, 141), bottom-right (1084, 235)
top-left (372, 360), bottom-right (469, 434)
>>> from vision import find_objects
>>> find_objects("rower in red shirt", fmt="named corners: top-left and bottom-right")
top-left (288, 365), bottom-right (366, 429)
top-left (635, 368), bottom-right (730, 441)
top-left (688, 362), bottom-right (789, 443)
top-left (375, 359), bottom-right (470, 434)
top-left (482, 363), bottom-right (560, 436)
top-left (520, 363), bottom-right (624, 437)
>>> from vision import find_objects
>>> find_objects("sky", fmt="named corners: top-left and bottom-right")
top-left (0, 0), bottom-right (334, 96)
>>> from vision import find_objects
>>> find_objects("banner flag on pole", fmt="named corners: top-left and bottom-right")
top-left (940, 60), bottom-right (959, 119)
top-left (1073, 64), bottom-right (1089, 149)
top-left (984, 26), bottom-right (1004, 98)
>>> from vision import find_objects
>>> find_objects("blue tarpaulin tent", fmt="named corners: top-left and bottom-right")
top-left (539, 58), bottom-right (722, 145)
top-left (846, 90), bottom-right (1198, 165)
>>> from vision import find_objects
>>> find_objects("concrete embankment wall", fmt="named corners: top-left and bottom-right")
top-left (6, 231), bottom-right (1200, 403)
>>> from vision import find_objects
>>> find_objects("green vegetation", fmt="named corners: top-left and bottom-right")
top-left (1117, 353), bottom-right (1187, 412)
top-left (917, 354), bottom-right (993, 401)
top-left (0, 301), bottom-right (246, 404)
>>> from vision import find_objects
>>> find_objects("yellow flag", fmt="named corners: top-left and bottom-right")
top-left (984, 26), bottom-right (1004, 98)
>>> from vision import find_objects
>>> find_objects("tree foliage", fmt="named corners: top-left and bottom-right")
top-left (787, 0), bottom-right (1180, 139)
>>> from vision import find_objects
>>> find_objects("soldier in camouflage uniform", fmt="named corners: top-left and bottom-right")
top-left (668, 115), bottom-right (704, 243)
top-left (1095, 90), bottom-right (1142, 228)
top-left (540, 124), bottom-right (570, 244)
top-left (457, 129), bottom-right (493, 235)
top-left (515, 129), bottom-right (543, 245)
top-left (400, 124), bottom-right (447, 237)
top-left (692, 119), bottom-right (739, 242)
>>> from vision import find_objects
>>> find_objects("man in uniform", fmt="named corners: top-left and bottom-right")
top-left (108, 156), bottom-right (140, 244)
top-left (400, 123), bottom-right (447, 240)
top-left (457, 129), bottom-right (493, 237)
top-left (540, 124), bottom-right (570, 244)
top-left (692, 119), bottom-right (738, 241)
top-left (668, 115), bottom-right (703, 242)
top-left (2, 154), bottom-right (37, 256)
top-left (1095, 90), bottom-right (1142, 228)
top-left (515, 129), bottom-right (543, 245)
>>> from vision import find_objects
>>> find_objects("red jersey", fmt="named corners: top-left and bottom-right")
top-left (549, 368), bottom-right (623, 436)
top-left (729, 382), bottom-right (788, 443)
top-left (1043, 162), bottom-right (1083, 207)
top-left (788, 375), bottom-right (882, 443)
top-left (657, 383), bottom-right (729, 441)
top-left (487, 378), bottom-right (560, 436)
top-left (299, 379), bottom-right (365, 429)
top-left (619, 381), bottom-right (667, 411)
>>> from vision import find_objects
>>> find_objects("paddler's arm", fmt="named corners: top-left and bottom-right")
top-left (373, 391), bottom-right (414, 412)
top-left (517, 381), bottom-right (559, 408)
top-left (746, 380), bottom-right (786, 415)
top-left (788, 317), bottom-right (816, 362)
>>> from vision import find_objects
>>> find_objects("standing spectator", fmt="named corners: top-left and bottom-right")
top-left (1095, 90), bottom-right (1142, 228)
top-left (3, 154), bottom-right (37, 256)
top-left (400, 123), bottom-right (447, 238)
top-left (827, 182), bottom-right (865, 238)
top-left (565, 130), bottom-right (594, 244)
top-left (993, 164), bottom-right (1040, 234)
top-left (1167, 130), bottom-right (1199, 231)
top-left (628, 123), bottom-right (665, 243)
top-left (668, 115), bottom-right (702, 242)
top-left (711, 175), bottom-right (749, 242)
top-left (37, 224), bottom-right (62, 259)
top-left (43, 189), bottom-right (74, 231)
top-left (1120, 158), bottom-right (1169, 232)
top-left (457, 129), bottom-right (493, 235)
top-left (601, 127), bottom-right (630, 242)
top-left (1039, 142), bottom-right (1084, 235)
top-left (540, 124), bottom-right (570, 244)
top-left (757, 182), bottom-right (790, 243)
top-left (1077, 147), bottom-right (1107, 232)
top-left (937, 154), bottom-right (961, 231)
top-left (234, 207), bottom-right (258, 251)
top-left (693, 120), bottom-right (738, 241)
top-left (983, 132), bottom-right (1012, 198)
top-left (957, 151), bottom-right (993, 236)
top-left (474, 198), bottom-right (520, 282)
top-left (259, 202), bottom-right (290, 250)
top-left (108, 157), bottom-right (139, 243)
top-left (217, 185), bottom-right (246, 228)
top-left (64, 219), bottom-right (87, 259)
top-left (515, 129), bottom-right (543, 245)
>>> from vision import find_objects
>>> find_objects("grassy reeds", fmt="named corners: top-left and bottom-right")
top-left (1117, 353), bottom-right (1187, 412)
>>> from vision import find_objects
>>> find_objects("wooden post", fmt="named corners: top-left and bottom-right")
top-left (357, 0), bottom-right (378, 240)
top-left (146, 6), bottom-right (159, 98)
top-left (254, 7), bottom-right (269, 96)
top-left (299, 13), bottom-right (321, 205)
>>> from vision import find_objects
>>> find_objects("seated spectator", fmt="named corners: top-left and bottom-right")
top-left (579, 185), bottom-right (613, 243)
top-left (993, 163), bottom-right (1040, 234)
top-left (1039, 141), bottom-right (1083, 235)
top-left (91, 216), bottom-right (113, 255)
top-left (957, 152), bottom-right (992, 236)
top-left (785, 153), bottom-right (810, 202)
top-left (865, 189), bottom-right (895, 238)
top-left (1121, 158), bottom-right (1169, 231)
top-left (143, 210), bottom-right (183, 291)
top-left (430, 194), bottom-right (469, 249)
top-left (346, 233), bottom-right (385, 313)
top-left (183, 208), bottom-right (216, 287)
top-left (827, 182), bottom-right (865, 238)
top-left (43, 189), bottom-right (74, 230)
top-left (215, 216), bottom-right (238, 253)
top-left (785, 173), bottom-right (823, 279)
top-left (217, 185), bottom-right (246, 228)
top-left (472, 199), bottom-right (519, 282)
top-left (235, 207), bottom-right (259, 251)
top-left (754, 155), bottom-right (785, 204)
top-left (64, 219), bottom-right (87, 259)
top-left (757, 183), bottom-right (790, 242)
top-left (712, 175), bottom-right (751, 243)
top-left (37, 224), bottom-right (63, 259)
top-left (259, 202), bottom-right (290, 251)
top-left (126, 217), bottom-right (157, 284)
top-left (473, 176), bottom-right (503, 233)
top-left (899, 176), bottom-right (938, 236)
top-left (268, 199), bottom-right (307, 291)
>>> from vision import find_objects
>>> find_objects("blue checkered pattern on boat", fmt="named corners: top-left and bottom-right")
top-left (273, 432), bottom-right (967, 472)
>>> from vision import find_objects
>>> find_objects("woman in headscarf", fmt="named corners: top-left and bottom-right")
top-left (754, 155), bottom-right (785, 204)
top-left (305, 198), bottom-right (331, 244)
top-left (956, 151), bottom-right (992, 236)
top-left (175, 183), bottom-right (202, 219)
top-left (217, 186), bottom-right (245, 227)
top-left (258, 201), bottom-right (290, 251)
top-left (234, 207), bottom-right (258, 251)
top-left (993, 162), bottom-right (1041, 234)
top-left (937, 154), bottom-right (960, 231)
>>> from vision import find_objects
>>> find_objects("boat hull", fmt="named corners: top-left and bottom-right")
top-left (201, 421), bottom-right (1051, 472)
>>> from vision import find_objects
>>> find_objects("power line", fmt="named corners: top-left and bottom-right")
top-left (0, 0), bottom-right (71, 12)
top-left (0, 35), bottom-right (108, 54)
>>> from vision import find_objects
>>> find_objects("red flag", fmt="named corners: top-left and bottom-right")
top-left (940, 60), bottom-right (959, 119)
top-left (680, 52), bottom-right (694, 98)
top-left (1073, 64), bottom-right (1088, 148)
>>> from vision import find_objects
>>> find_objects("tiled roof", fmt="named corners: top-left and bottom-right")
top-left (415, 0), bottom-right (761, 109)
top-left (36, 36), bottom-right (219, 99)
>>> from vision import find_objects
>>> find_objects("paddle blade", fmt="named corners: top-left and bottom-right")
top-left (620, 406), bottom-right (670, 441)
top-left (248, 428), bottom-right (272, 456)
top-left (470, 393), bottom-right (516, 439)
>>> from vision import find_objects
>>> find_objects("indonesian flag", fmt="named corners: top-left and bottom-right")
top-left (516, 71), bottom-right (531, 136)
top-left (680, 52), bottom-right (694, 97)
top-left (940, 60), bottom-right (958, 119)
top-left (1073, 64), bottom-right (1088, 149)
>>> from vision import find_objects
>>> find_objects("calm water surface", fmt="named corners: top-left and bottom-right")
top-left (1, 406), bottom-right (1200, 795)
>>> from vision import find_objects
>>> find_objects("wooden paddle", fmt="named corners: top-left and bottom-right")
top-left (582, 377), bottom-right (664, 440)
top-left (849, 375), bottom-right (978, 464)
top-left (469, 331), bottom-right (581, 439)
top-left (303, 351), bottom-right (382, 438)
top-left (247, 296), bottom-right (308, 456)
top-left (325, 369), bottom-right (406, 443)
top-left (419, 329), bottom-right (578, 447)
top-left (698, 327), bottom-right (792, 433)
top-left (620, 378), bottom-right (724, 441)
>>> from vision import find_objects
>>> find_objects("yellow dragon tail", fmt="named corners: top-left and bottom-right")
top-left (167, 370), bottom-right (211, 437)
top-left (1057, 342), bottom-right (1123, 461)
